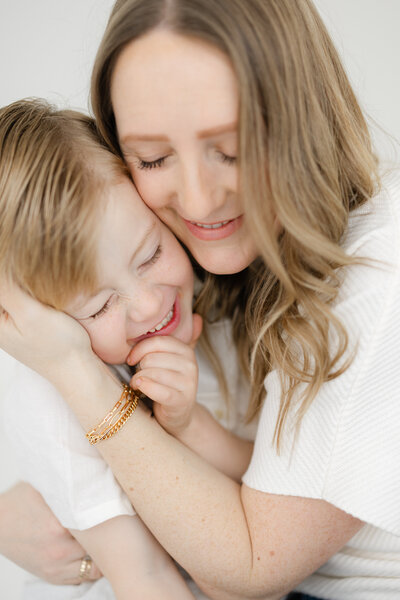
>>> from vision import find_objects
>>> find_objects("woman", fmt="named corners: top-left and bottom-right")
top-left (1, 1), bottom-right (399, 598)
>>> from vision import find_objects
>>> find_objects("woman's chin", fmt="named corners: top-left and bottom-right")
top-left (191, 246), bottom-right (257, 275)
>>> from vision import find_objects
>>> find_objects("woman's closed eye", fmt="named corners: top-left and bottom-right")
top-left (217, 150), bottom-right (237, 165)
top-left (137, 156), bottom-right (168, 170)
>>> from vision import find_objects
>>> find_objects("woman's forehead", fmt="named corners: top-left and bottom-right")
top-left (111, 30), bottom-right (239, 138)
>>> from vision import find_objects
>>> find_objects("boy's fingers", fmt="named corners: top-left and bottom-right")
top-left (137, 352), bottom-right (193, 372)
top-left (189, 314), bottom-right (203, 349)
top-left (131, 368), bottom-right (191, 393)
top-left (131, 376), bottom-right (179, 406)
top-left (127, 334), bottom-right (194, 365)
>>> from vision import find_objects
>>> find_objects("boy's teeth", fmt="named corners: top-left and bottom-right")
top-left (148, 308), bottom-right (174, 333)
top-left (193, 220), bottom-right (230, 229)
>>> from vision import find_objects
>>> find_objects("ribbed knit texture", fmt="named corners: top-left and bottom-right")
top-left (243, 171), bottom-right (400, 599)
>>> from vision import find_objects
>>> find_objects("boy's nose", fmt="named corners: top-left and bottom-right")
top-left (125, 286), bottom-right (163, 325)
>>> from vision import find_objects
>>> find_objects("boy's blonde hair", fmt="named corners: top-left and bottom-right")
top-left (0, 99), bottom-right (128, 310)
top-left (91, 0), bottom-right (379, 445)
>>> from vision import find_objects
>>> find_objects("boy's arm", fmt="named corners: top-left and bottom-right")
top-left (176, 404), bottom-right (253, 482)
top-left (71, 515), bottom-right (195, 600)
top-left (128, 327), bottom-right (253, 482)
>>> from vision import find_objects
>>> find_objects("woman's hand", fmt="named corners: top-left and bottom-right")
top-left (0, 281), bottom-right (93, 386)
top-left (127, 314), bottom-right (203, 437)
top-left (0, 482), bottom-right (102, 585)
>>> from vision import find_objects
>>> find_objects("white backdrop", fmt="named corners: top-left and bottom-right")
top-left (0, 1), bottom-right (399, 598)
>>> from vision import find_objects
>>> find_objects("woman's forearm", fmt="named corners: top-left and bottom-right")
top-left (59, 364), bottom-right (258, 597)
top-left (102, 414), bottom-right (255, 596)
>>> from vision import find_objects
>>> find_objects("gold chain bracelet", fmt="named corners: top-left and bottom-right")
top-left (86, 384), bottom-right (139, 445)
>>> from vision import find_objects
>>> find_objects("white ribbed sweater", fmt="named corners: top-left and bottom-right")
top-left (243, 171), bottom-right (400, 599)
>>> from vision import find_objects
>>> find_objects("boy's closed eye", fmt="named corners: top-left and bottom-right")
top-left (76, 244), bottom-right (164, 321)
top-left (90, 296), bottom-right (114, 320)
top-left (140, 244), bottom-right (163, 269)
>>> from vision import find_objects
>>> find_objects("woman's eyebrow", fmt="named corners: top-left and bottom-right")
top-left (121, 134), bottom-right (169, 144)
top-left (120, 122), bottom-right (237, 146)
top-left (197, 122), bottom-right (237, 139)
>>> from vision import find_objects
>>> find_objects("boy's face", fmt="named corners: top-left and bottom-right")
top-left (65, 177), bottom-right (194, 364)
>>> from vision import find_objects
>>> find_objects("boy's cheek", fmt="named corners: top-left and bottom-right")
top-left (80, 324), bottom-right (129, 365)
top-left (90, 340), bottom-right (130, 365)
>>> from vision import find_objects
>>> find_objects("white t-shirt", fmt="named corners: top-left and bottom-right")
top-left (243, 171), bottom-right (400, 599)
top-left (3, 319), bottom-right (254, 599)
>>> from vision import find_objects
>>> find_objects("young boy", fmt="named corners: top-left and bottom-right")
top-left (0, 100), bottom-right (255, 599)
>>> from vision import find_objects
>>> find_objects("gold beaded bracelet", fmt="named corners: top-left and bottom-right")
top-left (86, 384), bottom-right (139, 445)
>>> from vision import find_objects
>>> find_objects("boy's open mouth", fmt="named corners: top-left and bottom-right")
top-left (129, 298), bottom-right (180, 345)
top-left (147, 306), bottom-right (174, 333)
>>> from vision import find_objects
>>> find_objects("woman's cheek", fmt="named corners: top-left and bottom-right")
top-left (131, 170), bottom-right (165, 212)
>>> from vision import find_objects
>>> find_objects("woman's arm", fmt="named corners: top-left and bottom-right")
top-left (71, 515), bottom-right (195, 600)
top-left (0, 288), bottom-right (363, 599)
top-left (0, 482), bottom-right (101, 585)
top-left (84, 391), bottom-right (362, 600)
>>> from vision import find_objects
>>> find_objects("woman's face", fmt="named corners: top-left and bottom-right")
top-left (111, 30), bottom-right (259, 275)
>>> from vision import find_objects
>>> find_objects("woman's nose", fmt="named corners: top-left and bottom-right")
top-left (176, 164), bottom-right (226, 222)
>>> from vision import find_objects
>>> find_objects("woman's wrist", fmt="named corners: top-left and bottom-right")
top-left (52, 352), bottom-right (124, 430)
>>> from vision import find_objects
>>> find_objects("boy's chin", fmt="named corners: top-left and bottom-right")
top-left (94, 351), bottom-right (128, 365)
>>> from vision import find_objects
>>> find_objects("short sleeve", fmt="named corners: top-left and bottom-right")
top-left (243, 174), bottom-right (400, 535)
top-left (3, 364), bottom-right (135, 530)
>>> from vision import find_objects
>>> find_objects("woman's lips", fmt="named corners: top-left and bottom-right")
top-left (183, 215), bottom-right (243, 240)
top-left (129, 297), bottom-right (180, 344)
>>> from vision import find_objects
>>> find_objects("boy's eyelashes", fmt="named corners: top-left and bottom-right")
top-left (87, 244), bottom-right (163, 320)
top-left (140, 244), bottom-right (162, 268)
top-left (90, 296), bottom-right (114, 320)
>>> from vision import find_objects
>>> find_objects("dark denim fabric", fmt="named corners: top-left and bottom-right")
top-left (286, 593), bottom-right (323, 600)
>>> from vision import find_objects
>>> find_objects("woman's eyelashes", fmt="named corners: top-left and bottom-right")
top-left (217, 151), bottom-right (237, 165)
top-left (137, 156), bottom-right (168, 170)
top-left (133, 149), bottom-right (237, 170)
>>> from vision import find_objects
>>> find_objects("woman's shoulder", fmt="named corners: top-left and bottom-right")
top-left (343, 168), bottom-right (400, 261)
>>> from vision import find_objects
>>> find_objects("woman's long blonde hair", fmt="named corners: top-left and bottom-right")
top-left (0, 99), bottom-right (127, 310)
top-left (91, 0), bottom-right (379, 446)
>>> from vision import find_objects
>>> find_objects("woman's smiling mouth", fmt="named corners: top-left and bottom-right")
top-left (183, 216), bottom-right (243, 240)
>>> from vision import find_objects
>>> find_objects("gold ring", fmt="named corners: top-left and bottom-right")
top-left (79, 555), bottom-right (92, 581)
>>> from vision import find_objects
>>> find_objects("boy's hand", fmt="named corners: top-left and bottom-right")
top-left (127, 315), bottom-right (202, 438)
